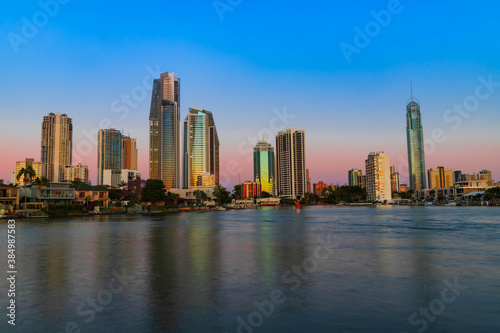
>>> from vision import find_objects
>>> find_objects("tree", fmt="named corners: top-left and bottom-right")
top-left (16, 166), bottom-right (36, 205)
top-left (213, 185), bottom-right (231, 206)
top-left (141, 179), bottom-right (166, 203)
top-left (261, 191), bottom-right (272, 198)
top-left (232, 184), bottom-right (242, 200)
top-left (485, 187), bottom-right (500, 199)
top-left (166, 191), bottom-right (180, 206)
top-left (71, 178), bottom-right (83, 185)
top-left (118, 180), bottom-right (127, 189)
top-left (193, 190), bottom-right (207, 208)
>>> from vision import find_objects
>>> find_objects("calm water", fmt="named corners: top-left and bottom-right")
top-left (1, 206), bottom-right (500, 333)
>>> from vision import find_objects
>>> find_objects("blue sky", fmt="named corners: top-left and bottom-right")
top-left (1, 0), bottom-right (499, 187)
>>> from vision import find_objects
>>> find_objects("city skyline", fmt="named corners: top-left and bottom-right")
top-left (2, 2), bottom-right (500, 187)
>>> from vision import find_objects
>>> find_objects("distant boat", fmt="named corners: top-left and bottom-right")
top-left (445, 202), bottom-right (457, 206)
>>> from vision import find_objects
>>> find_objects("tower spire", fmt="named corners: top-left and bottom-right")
top-left (410, 80), bottom-right (413, 102)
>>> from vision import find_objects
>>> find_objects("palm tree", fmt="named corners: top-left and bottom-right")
top-left (32, 176), bottom-right (50, 202)
top-left (118, 180), bottom-right (127, 189)
top-left (16, 166), bottom-right (36, 206)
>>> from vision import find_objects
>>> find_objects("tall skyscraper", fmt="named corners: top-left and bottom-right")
top-left (121, 136), bottom-right (138, 171)
top-left (428, 167), bottom-right (453, 189)
top-left (41, 112), bottom-right (73, 182)
top-left (276, 128), bottom-right (306, 199)
top-left (149, 71), bottom-right (180, 189)
top-left (453, 171), bottom-right (462, 185)
top-left (253, 140), bottom-right (275, 196)
top-left (348, 168), bottom-right (362, 187)
top-left (98, 129), bottom-right (122, 185)
top-left (182, 107), bottom-right (220, 188)
top-left (406, 88), bottom-right (426, 190)
top-left (365, 152), bottom-right (392, 202)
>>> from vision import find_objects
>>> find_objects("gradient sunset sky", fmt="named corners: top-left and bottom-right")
top-left (1, 0), bottom-right (499, 188)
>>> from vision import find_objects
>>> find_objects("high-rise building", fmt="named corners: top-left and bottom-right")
top-left (276, 128), bottom-right (306, 199)
top-left (197, 172), bottom-right (215, 186)
top-left (313, 181), bottom-right (327, 196)
top-left (14, 158), bottom-right (43, 185)
top-left (357, 174), bottom-right (367, 189)
top-left (182, 107), bottom-right (220, 188)
top-left (348, 168), bottom-right (362, 187)
top-left (390, 166), bottom-right (400, 193)
top-left (241, 180), bottom-right (261, 199)
top-left (98, 129), bottom-right (122, 185)
top-left (253, 140), bottom-right (275, 196)
top-left (149, 72), bottom-right (180, 189)
top-left (121, 136), bottom-right (138, 171)
top-left (428, 166), bottom-right (453, 189)
top-left (63, 163), bottom-right (89, 183)
top-left (365, 152), bottom-right (392, 202)
top-left (41, 112), bottom-right (73, 182)
top-left (306, 169), bottom-right (311, 194)
top-left (406, 89), bottom-right (426, 190)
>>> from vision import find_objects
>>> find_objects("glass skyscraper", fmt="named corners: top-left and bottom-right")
top-left (149, 72), bottom-right (180, 189)
top-left (406, 96), bottom-right (426, 190)
top-left (182, 107), bottom-right (219, 188)
top-left (253, 140), bottom-right (275, 196)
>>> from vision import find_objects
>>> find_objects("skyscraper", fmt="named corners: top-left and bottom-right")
top-left (253, 140), bottom-right (275, 196)
top-left (406, 88), bottom-right (426, 190)
top-left (306, 169), bottom-right (311, 194)
top-left (182, 107), bottom-right (220, 188)
top-left (348, 168), bottom-right (362, 187)
top-left (98, 129), bottom-right (122, 185)
top-left (276, 128), bottom-right (306, 199)
top-left (63, 163), bottom-right (89, 184)
top-left (366, 152), bottom-right (392, 202)
top-left (41, 112), bottom-right (72, 182)
top-left (121, 136), bottom-right (138, 171)
top-left (149, 72), bottom-right (180, 189)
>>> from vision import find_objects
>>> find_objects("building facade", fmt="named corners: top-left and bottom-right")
top-left (97, 129), bottom-right (122, 185)
top-left (182, 107), bottom-right (220, 188)
top-left (102, 169), bottom-right (141, 188)
top-left (241, 180), bottom-right (261, 200)
top-left (253, 140), bottom-right (275, 196)
top-left (197, 172), bottom-right (215, 186)
top-left (365, 152), bottom-right (392, 202)
top-left (41, 112), bottom-right (73, 182)
top-left (121, 136), bottom-right (138, 171)
top-left (276, 128), bottom-right (306, 199)
top-left (306, 169), bottom-right (311, 194)
top-left (63, 163), bottom-right (89, 184)
top-left (313, 181), bottom-right (327, 197)
top-left (149, 72), bottom-right (180, 189)
top-left (406, 97), bottom-right (426, 190)
top-left (428, 166), bottom-right (453, 189)
top-left (390, 166), bottom-right (400, 193)
top-left (348, 168), bottom-right (362, 187)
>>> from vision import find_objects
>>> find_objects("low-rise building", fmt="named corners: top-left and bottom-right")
top-left (0, 183), bottom-right (20, 212)
top-left (22, 183), bottom-right (76, 206)
top-left (241, 180), bottom-right (261, 199)
top-left (71, 183), bottom-right (110, 207)
top-left (313, 181), bottom-right (328, 196)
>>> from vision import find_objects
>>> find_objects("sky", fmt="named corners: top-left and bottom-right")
top-left (1, 0), bottom-right (499, 189)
